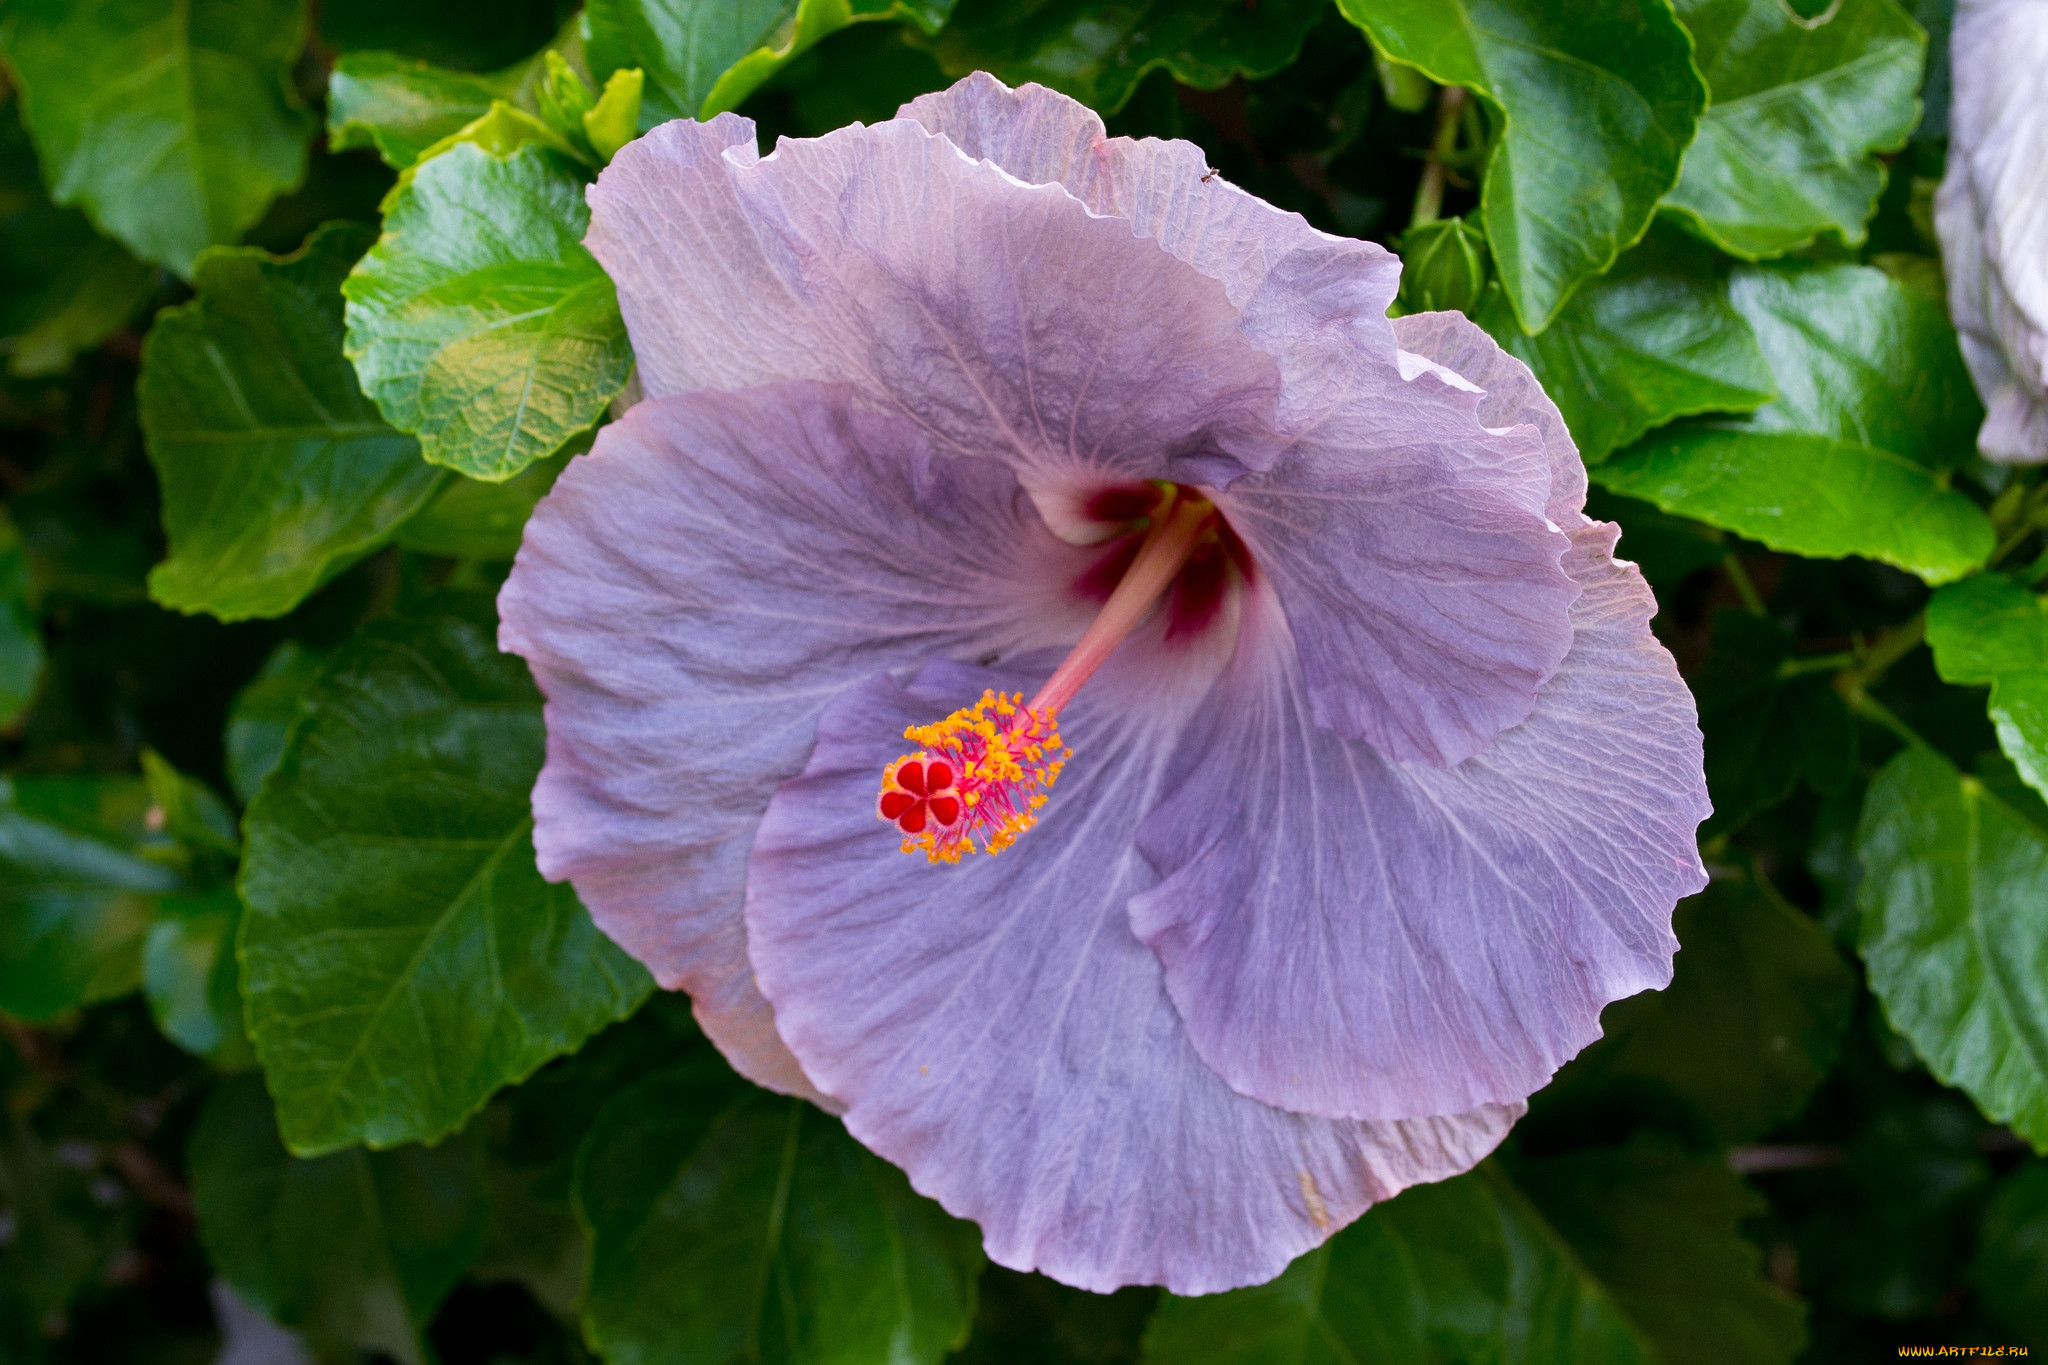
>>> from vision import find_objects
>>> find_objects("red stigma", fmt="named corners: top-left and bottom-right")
top-left (878, 756), bottom-right (965, 837)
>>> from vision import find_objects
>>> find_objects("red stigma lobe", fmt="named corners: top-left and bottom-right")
top-left (877, 755), bottom-right (967, 841)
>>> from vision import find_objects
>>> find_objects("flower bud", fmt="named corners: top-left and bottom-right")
top-left (1374, 53), bottom-right (1434, 113)
top-left (1398, 217), bottom-right (1490, 316)
top-left (536, 50), bottom-right (597, 143)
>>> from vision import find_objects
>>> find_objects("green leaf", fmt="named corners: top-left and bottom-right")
top-left (576, 1055), bottom-right (983, 1365)
top-left (1506, 1143), bottom-right (1805, 1365)
top-left (1530, 878), bottom-right (1855, 1148)
top-left (394, 448), bottom-right (572, 560)
top-left (327, 53), bottom-right (518, 170)
top-left (239, 599), bottom-right (653, 1155)
top-left (343, 143), bottom-right (631, 482)
top-left (140, 748), bottom-right (239, 858)
top-left (930, 0), bottom-right (1325, 115)
top-left (1694, 611), bottom-right (1859, 834)
top-left (225, 641), bottom-right (331, 805)
top-left (1336, 0), bottom-right (1705, 332)
top-left (139, 221), bottom-right (445, 622)
top-left (0, 0), bottom-right (315, 276)
top-left (1145, 1143), bottom-right (1800, 1365)
top-left (0, 1108), bottom-right (125, 1349)
top-left (0, 510), bottom-right (44, 727)
top-left (1857, 744), bottom-right (2048, 1149)
top-left (588, 0), bottom-right (959, 124)
top-left (393, 100), bottom-right (590, 192)
top-left (1692, 261), bottom-right (1980, 467)
top-left (1973, 1161), bottom-right (2048, 1349)
top-left (1597, 263), bottom-right (1993, 583)
top-left (1598, 428), bottom-right (1990, 583)
top-left (473, 995), bottom-right (703, 1316)
top-left (1927, 573), bottom-right (2048, 805)
top-left (585, 67), bottom-right (647, 162)
top-left (1474, 223), bottom-right (1775, 464)
top-left (0, 102), bottom-right (153, 378)
top-left (1792, 1086), bottom-right (1992, 1320)
top-left (143, 884), bottom-right (254, 1067)
top-left (1663, 0), bottom-right (1927, 259)
top-left (189, 1074), bottom-right (488, 1365)
top-left (1143, 1166), bottom-right (1652, 1364)
top-left (0, 776), bottom-right (176, 1021)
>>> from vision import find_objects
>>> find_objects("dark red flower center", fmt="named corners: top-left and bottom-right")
top-left (1073, 482), bottom-right (1254, 641)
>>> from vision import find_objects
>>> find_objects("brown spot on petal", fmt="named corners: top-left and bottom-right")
top-left (1297, 1171), bottom-right (1330, 1233)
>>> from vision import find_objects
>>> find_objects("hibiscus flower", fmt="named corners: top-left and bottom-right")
top-left (1938, 0), bottom-right (2048, 461)
top-left (497, 73), bottom-right (1708, 1295)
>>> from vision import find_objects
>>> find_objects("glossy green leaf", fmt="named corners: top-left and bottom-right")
top-left (1530, 879), bottom-right (1855, 1147)
top-left (143, 884), bottom-right (254, 1067)
top-left (327, 53), bottom-right (517, 170)
top-left (1145, 1143), bottom-right (1799, 1365)
top-left (343, 143), bottom-right (631, 481)
top-left (0, 510), bottom-right (43, 727)
top-left (1336, 0), bottom-right (1704, 331)
top-left (576, 1056), bottom-right (983, 1365)
top-left (1695, 611), bottom-right (1859, 834)
top-left (139, 222), bottom-right (445, 621)
top-left (588, 0), bottom-right (958, 124)
top-left (394, 448), bottom-right (572, 560)
top-left (1597, 263), bottom-right (1993, 583)
top-left (1598, 428), bottom-right (1990, 583)
top-left (1663, 0), bottom-right (1926, 259)
top-left (1973, 1161), bottom-right (2048, 1349)
top-left (1928, 573), bottom-right (2048, 804)
top-left (1689, 261), bottom-right (1979, 466)
top-left (239, 600), bottom-right (653, 1155)
top-left (0, 776), bottom-right (175, 1021)
top-left (1858, 744), bottom-right (2048, 1149)
top-left (0, 0), bottom-right (314, 276)
top-left (1474, 223), bottom-right (1775, 464)
top-left (393, 101), bottom-right (589, 194)
top-left (931, 0), bottom-right (1324, 114)
top-left (225, 641), bottom-right (331, 805)
top-left (189, 1075), bottom-right (488, 1365)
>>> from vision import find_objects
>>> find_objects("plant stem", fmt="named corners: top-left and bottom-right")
top-left (1409, 85), bottom-right (1466, 228)
top-left (1848, 613), bottom-right (1926, 689)
top-left (1723, 555), bottom-right (1767, 615)
top-left (1843, 686), bottom-right (1932, 751)
top-left (1777, 651), bottom-right (1857, 678)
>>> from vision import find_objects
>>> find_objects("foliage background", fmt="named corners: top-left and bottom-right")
top-left (0, 0), bottom-right (2043, 1360)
